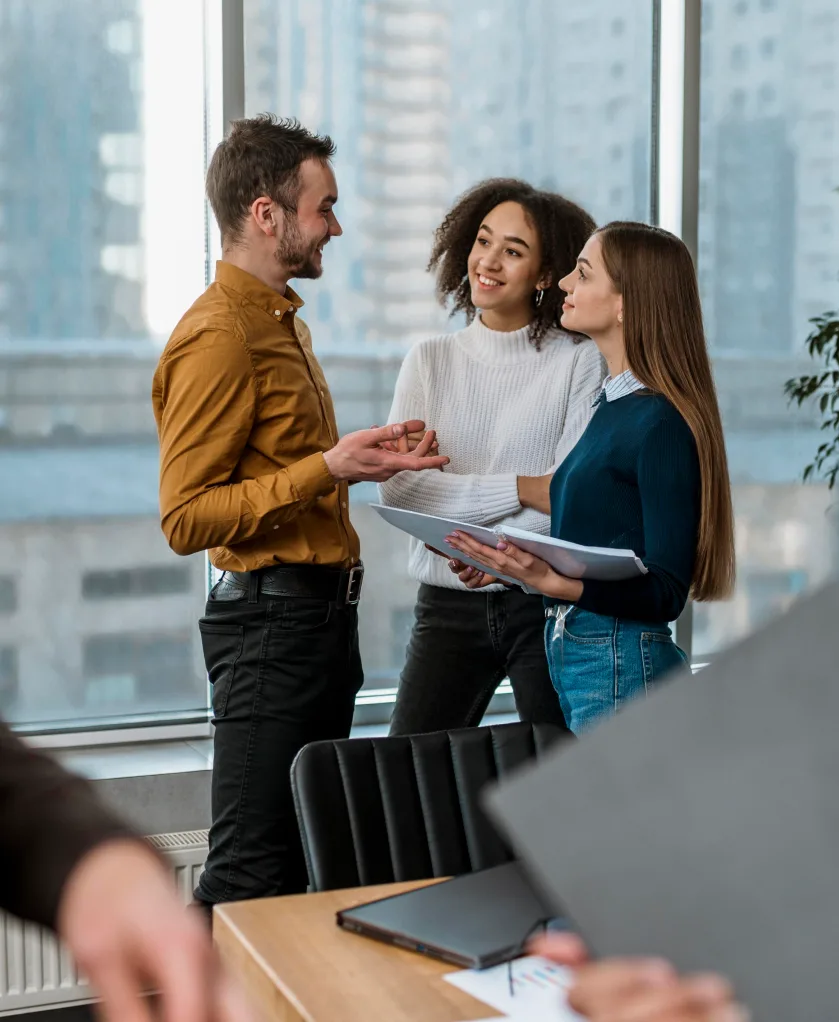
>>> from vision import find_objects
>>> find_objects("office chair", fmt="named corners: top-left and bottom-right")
top-left (291, 720), bottom-right (569, 891)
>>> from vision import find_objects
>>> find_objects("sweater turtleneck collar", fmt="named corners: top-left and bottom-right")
top-left (456, 314), bottom-right (562, 365)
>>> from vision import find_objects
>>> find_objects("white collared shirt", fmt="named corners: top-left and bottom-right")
top-left (593, 369), bottom-right (647, 406)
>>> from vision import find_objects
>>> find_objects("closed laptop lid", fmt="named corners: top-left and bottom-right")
top-left (486, 580), bottom-right (839, 1022)
top-left (337, 861), bottom-right (555, 969)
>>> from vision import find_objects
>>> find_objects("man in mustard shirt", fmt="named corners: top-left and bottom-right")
top-left (153, 116), bottom-right (447, 912)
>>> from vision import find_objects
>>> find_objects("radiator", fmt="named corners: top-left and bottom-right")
top-left (0, 829), bottom-right (209, 1016)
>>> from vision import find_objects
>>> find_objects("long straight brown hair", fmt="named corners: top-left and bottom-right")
top-left (597, 221), bottom-right (735, 601)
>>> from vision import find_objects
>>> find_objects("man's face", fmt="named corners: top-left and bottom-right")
top-left (275, 158), bottom-right (342, 279)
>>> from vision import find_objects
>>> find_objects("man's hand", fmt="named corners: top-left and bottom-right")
top-left (372, 420), bottom-right (440, 457)
top-left (58, 839), bottom-right (254, 1022)
top-left (531, 934), bottom-right (747, 1022)
top-left (324, 423), bottom-right (449, 483)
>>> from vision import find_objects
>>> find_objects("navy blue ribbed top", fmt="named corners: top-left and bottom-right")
top-left (548, 391), bottom-right (701, 622)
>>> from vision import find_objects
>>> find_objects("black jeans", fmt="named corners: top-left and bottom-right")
top-left (194, 582), bottom-right (363, 905)
top-left (389, 584), bottom-right (569, 736)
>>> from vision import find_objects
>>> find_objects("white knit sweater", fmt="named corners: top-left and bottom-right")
top-left (378, 316), bottom-right (606, 590)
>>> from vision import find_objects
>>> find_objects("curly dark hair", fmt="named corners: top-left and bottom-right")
top-left (428, 178), bottom-right (596, 349)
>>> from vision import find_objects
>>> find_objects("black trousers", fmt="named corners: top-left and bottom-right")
top-left (194, 581), bottom-right (363, 905)
top-left (389, 584), bottom-right (569, 736)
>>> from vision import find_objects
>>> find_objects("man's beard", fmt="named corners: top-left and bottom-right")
top-left (274, 212), bottom-right (323, 279)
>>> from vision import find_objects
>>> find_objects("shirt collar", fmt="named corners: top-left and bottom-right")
top-left (593, 369), bottom-right (647, 406)
top-left (214, 261), bottom-right (304, 322)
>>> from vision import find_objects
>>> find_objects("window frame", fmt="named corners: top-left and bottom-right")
top-left (18, 0), bottom-right (691, 743)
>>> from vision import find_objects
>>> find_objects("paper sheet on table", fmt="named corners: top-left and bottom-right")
top-left (445, 955), bottom-right (583, 1021)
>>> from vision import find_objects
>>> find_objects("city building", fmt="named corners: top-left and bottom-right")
top-left (0, 0), bottom-right (146, 341)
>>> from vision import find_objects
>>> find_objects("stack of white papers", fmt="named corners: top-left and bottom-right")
top-left (444, 955), bottom-right (582, 1021)
top-left (371, 505), bottom-right (646, 593)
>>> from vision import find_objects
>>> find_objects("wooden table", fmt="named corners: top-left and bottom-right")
top-left (214, 879), bottom-right (504, 1021)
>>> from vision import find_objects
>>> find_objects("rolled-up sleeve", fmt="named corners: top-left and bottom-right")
top-left (154, 327), bottom-right (336, 556)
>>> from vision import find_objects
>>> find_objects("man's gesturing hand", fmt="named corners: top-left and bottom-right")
top-left (324, 423), bottom-right (449, 483)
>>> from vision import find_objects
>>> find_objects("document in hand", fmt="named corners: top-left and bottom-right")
top-left (370, 504), bottom-right (646, 589)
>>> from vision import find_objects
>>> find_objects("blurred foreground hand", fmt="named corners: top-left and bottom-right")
top-left (531, 933), bottom-right (748, 1022)
top-left (58, 839), bottom-right (256, 1022)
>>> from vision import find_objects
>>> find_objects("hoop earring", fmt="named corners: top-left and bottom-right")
top-left (535, 289), bottom-right (545, 308)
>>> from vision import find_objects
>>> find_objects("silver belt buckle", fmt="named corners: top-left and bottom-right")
top-left (343, 564), bottom-right (364, 606)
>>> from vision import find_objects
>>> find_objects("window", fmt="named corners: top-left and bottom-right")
top-left (0, 648), bottom-right (18, 711)
top-left (0, 0), bottom-right (212, 731)
top-left (731, 45), bottom-right (748, 71)
top-left (82, 634), bottom-right (195, 713)
top-left (243, 0), bottom-right (655, 710)
top-left (0, 577), bottom-right (16, 615)
top-left (82, 566), bottom-right (192, 601)
top-left (694, 0), bottom-right (839, 656)
top-left (758, 83), bottom-right (776, 106)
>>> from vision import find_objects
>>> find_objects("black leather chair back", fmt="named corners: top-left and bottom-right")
top-left (291, 721), bottom-right (568, 892)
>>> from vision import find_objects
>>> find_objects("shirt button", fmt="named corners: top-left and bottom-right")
top-left (342, 501), bottom-right (347, 509)
top-left (273, 525), bottom-right (279, 530)
top-left (274, 310), bottom-right (282, 317)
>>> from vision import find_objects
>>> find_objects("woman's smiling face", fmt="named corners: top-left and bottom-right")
top-left (467, 201), bottom-right (547, 318)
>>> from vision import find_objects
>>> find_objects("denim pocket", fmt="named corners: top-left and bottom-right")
top-left (562, 608), bottom-right (615, 644)
top-left (276, 597), bottom-right (333, 631)
top-left (640, 632), bottom-right (687, 691)
top-left (198, 621), bottom-right (244, 718)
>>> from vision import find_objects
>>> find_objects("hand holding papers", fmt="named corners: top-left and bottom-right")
top-left (371, 505), bottom-right (646, 595)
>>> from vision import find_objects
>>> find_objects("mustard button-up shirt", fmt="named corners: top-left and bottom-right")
top-left (152, 261), bottom-right (360, 571)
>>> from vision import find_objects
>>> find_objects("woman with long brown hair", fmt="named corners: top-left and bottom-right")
top-left (447, 222), bottom-right (735, 734)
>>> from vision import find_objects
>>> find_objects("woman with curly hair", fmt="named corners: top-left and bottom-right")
top-left (380, 179), bottom-right (606, 736)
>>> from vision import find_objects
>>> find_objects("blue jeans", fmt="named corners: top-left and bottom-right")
top-left (545, 606), bottom-right (688, 735)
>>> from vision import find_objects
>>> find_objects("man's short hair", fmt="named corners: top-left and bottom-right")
top-left (206, 114), bottom-right (336, 245)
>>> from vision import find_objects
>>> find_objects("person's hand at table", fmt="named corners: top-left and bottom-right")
top-left (445, 530), bottom-right (583, 601)
top-left (530, 933), bottom-right (748, 1022)
top-left (58, 839), bottom-right (255, 1022)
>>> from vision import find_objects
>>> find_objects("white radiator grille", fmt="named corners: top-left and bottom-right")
top-left (0, 830), bottom-right (208, 1016)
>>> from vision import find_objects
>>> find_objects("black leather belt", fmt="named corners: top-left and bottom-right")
top-left (214, 563), bottom-right (363, 607)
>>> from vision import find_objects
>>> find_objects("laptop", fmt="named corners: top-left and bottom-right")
top-left (336, 860), bottom-right (561, 969)
top-left (485, 580), bottom-right (839, 1022)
